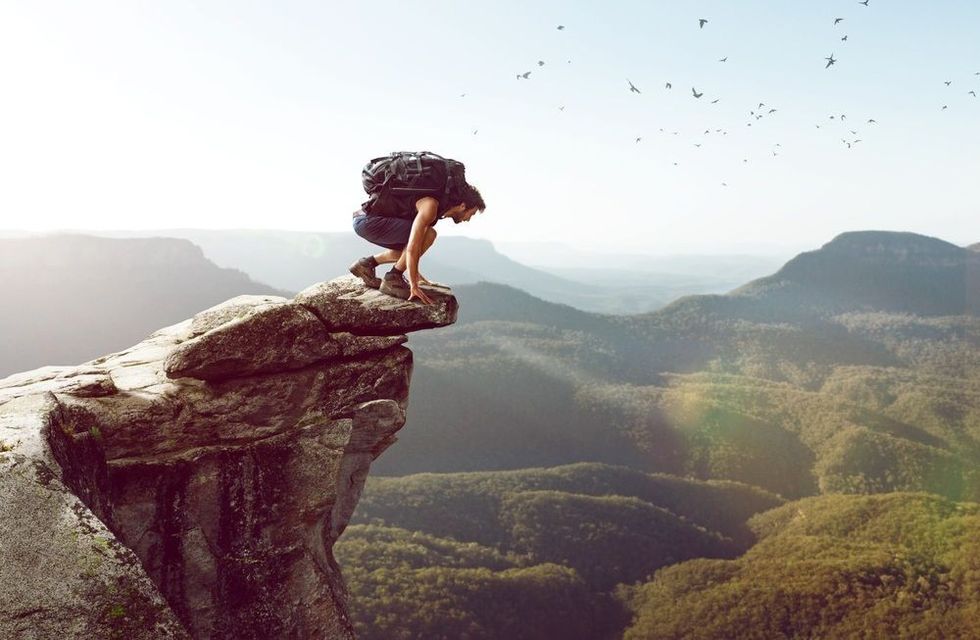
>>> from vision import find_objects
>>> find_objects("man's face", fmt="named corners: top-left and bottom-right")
top-left (450, 204), bottom-right (478, 224)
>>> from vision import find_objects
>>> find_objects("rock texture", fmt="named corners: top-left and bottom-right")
top-left (0, 276), bottom-right (457, 639)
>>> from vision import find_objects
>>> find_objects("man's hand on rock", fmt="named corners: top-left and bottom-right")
top-left (408, 284), bottom-right (434, 305)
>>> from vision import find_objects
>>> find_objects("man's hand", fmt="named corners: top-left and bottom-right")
top-left (408, 283), bottom-right (434, 305)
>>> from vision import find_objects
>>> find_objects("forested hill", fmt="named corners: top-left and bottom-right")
top-left (729, 230), bottom-right (980, 317)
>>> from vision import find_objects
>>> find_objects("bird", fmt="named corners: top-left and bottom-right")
top-left (721, 182), bottom-right (728, 187)
top-left (945, 80), bottom-right (952, 86)
top-left (719, 57), bottom-right (728, 62)
top-left (699, 18), bottom-right (708, 28)
top-left (628, 79), bottom-right (641, 94)
top-left (768, 108), bottom-right (777, 113)
top-left (538, 60), bottom-right (545, 66)
top-left (867, 119), bottom-right (876, 123)
top-left (559, 105), bottom-right (565, 111)
top-left (825, 54), bottom-right (837, 68)
top-left (557, 25), bottom-right (565, 30)
top-left (850, 130), bottom-right (858, 134)
top-left (841, 35), bottom-right (848, 41)
top-left (816, 124), bottom-right (821, 128)
top-left (694, 143), bottom-right (702, 148)
top-left (743, 158), bottom-right (748, 162)
top-left (519, 71), bottom-right (531, 79)
top-left (834, 17), bottom-right (844, 25)
top-left (460, 93), bottom-right (466, 97)
top-left (841, 114), bottom-right (847, 120)
top-left (665, 81), bottom-right (672, 89)
top-left (759, 102), bottom-right (765, 108)
top-left (942, 105), bottom-right (948, 110)
top-left (473, 129), bottom-right (478, 135)
top-left (704, 129), bottom-right (710, 134)
top-left (711, 99), bottom-right (720, 104)
top-left (860, 0), bottom-right (869, 5)
top-left (692, 87), bottom-right (703, 98)
top-left (635, 137), bottom-right (642, 143)
top-left (970, 91), bottom-right (977, 97)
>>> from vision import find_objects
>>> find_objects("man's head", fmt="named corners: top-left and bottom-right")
top-left (447, 182), bottom-right (485, 224)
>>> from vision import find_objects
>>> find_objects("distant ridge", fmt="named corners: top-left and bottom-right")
top-left (727, 231), bottom-right (980, 317)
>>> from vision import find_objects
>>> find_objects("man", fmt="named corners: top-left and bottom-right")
top-left (349, 182), bottom-right (486, 305)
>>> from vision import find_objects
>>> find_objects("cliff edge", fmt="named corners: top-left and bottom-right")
top-left (0, 275), bottom-right (457, 639)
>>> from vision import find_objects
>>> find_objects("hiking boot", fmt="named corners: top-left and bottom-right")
top-left (349, 257), bottom-right (381, 289)
top-left (379, 270), bottom-right (411, 300)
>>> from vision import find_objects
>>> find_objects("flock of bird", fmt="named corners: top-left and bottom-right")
top-left (458, 2), bottom-right (976, 187)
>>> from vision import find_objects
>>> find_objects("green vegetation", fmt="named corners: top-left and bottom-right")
top-left (621, 493), bottom-right (980, 639)
top-left (336, 524), bottom-right (621, 640)
top-left (344, 234), bottom-right (980, 635)
top-left (341, 464), bottom-right (783, 638)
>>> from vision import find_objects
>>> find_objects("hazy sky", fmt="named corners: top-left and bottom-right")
top-left (1, 0), bottom-right (978, 254)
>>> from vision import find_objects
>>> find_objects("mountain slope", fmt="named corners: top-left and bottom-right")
top-left (0, 234), bottom-right (289, 378)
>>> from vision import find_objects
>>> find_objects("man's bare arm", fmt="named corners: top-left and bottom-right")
top-left (404, 197), bottom-right (438, 297)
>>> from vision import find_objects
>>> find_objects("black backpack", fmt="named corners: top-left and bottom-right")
top-left (360, 151), bottom-right (466, 219)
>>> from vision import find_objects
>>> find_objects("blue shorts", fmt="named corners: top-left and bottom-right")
top-left (352, 211), bottom-right (433, 250)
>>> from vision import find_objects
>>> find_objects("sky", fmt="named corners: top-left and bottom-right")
top-left (1, 0), bottom-right (978, 254)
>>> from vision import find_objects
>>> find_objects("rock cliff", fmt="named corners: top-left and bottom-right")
top-left (0, 276), bottom-right (457, 639)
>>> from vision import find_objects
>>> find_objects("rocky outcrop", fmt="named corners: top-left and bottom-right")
top-left (0, 276), bottom-right (457, 639)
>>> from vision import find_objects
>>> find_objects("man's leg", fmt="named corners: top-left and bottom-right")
top-left (391, 227), bottom-right (437, 271)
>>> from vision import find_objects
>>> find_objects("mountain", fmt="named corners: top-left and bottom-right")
top-left (48, 228), bottom-right (730, 314)
top-left (0, 234), bottom-right (290, 378)
top-left (375, 232), bottom-right (980, 502)
top-left (731, 231), bottom-right (980, 317)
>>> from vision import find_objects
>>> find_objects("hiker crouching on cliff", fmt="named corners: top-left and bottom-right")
top-left (348, 151), bottom-right (486, 305)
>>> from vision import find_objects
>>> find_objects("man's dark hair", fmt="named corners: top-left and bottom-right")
top-left (459, 182), bottom-right (486, 212)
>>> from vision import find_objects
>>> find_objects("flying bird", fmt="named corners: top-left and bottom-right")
top-left (711, 99), bottom-right (720, 104)
top-left (970, 91), bottom-right (977, 97)
top-left (841, 35), bottom-right (848, 41)
top-left (867, 119), bottom-right (876, 123)
top-left (825, 54), bottom-right (837, 68)
top-left (693, 143), bottom-right (702, 147)
top-left (557, 25), bottom-right (565, 30)
top-left (860, 0), bottom-right (869, 5)
top-left (719, 57), bottom-right (728, 62)
top-left (635, 137), bottom-right (642, 143)
top-left (834, 17), bottom-right (844, 25)
top-left (942, 105), bottom-right (948, 110)
top-left (699, 18), bottom-right (708, 28)
top-left (473, 129), bottom-right (478, 135)
top-left (538, 60), bottom-right (545, 66)
top-left (559, 105), bottom-right (565, 111)
top-left (665, 82), bottom-right (672, 89)
top-left (628, 79), bottom-right (641, 94)
top-left (460, 93), bottom-right (466, 97)
top-left (692, 87), bottom-right (703, 98)
top-left (945, 80), bottom-right (952, 86)
top-left (768, 108), bottom-right (777, 113)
